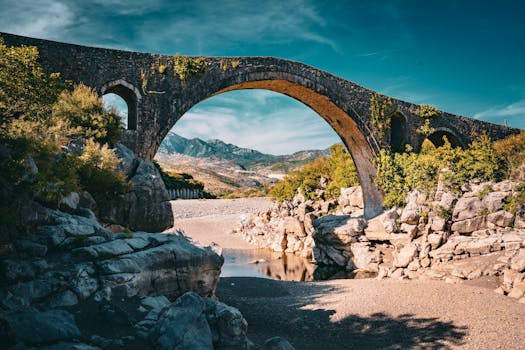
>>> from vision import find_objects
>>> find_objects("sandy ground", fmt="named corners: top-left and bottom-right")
top-left (167, 197), bottom-right (273, 249)
top-left (166, 198), bottom-right (525, 349)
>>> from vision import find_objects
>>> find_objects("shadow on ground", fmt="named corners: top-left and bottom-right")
top-left (217, 277), bottom-right (467, 349)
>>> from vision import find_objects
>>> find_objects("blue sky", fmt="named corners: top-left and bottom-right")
top-left (0, 0), bottom-right (524, 154)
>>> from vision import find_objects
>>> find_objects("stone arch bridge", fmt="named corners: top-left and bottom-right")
top-left (1, 33), bottom-right (520, 218)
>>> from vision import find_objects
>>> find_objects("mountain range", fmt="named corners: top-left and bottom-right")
top-left (159, 131), bottom-right (329, 170)
top-left (155, 132), bottom-right (330, 196)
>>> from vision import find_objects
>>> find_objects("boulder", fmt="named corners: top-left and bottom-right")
top-left (453, 197), bottom-right (484, 221)
top-left (304, 213), bottom-right (315, 235)
top-left (510, 249), bottom-right (525, 272)
top-left (451, 217), bottom-right (486, 234)
top-left (98, 144), bottom-right (173, 232)
top-left (393, 243), bottom-right (418, 268)
top-left (430, 215), bottom-right (446, 232)
top-left (148, 293), bottom-right (214, 350)
top-left (313, 215), bottom-right (366, 245)
top-left (400, 223), bottom-right (418, 237)
top-left (115, 142), bottom-right (141, 177)
top-left (284, 217), bottom-right (305, 237)
top-left (400, 202), bottom-right (420, 225)
top-left (264, 337), bottom-right (296, 350)
top-left (338, 186), bottom-right (363, 209)
top-left (149, 292), bottom-right (250, 350)
top-left (350, 243), bottom-right (380, 272)
top-left (482, 192), bottom-right (508, 212)
top-left (380, 208), bottom-right (398, 234)
top-left (515, 211), bottom-right (525, 229)
top-left (3, 309), bottom-right (80, 345)
top-left (508, 281), bottom-right (525, 299)
top-left (97, 234), bottom-right (223, 299)
top-left (487, 210), bottom-right (515, 228)
top-left (58, 192), bottom-right (80, 212)
top-left (427, 232), bottom-right (444, 250)
top-left (438, 191), bottom-right (457, 212)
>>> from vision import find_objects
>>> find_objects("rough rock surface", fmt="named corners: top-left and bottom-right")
top-left (97, 143), bottom-right (174, 232)
top-left (234, 180), bottom-right (525, 300)
top-left (0, 202), bottom-right (229, 349)
top-left (233, 185), bottom-right (365, 263)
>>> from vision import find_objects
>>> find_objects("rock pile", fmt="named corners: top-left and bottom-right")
top-left (496, 249), bottom-right (525, 302)
top-left (371, 180), bottom-right (525, 283)
top-left (233, 185), bottom-right (364, 261)
top-left (234, 180), bottom-right (525, 299)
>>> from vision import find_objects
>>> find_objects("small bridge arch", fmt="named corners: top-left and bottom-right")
top-left (100, 79), bottom-right (141, 131)
top-left (425, 128), bottom-right (464, 148)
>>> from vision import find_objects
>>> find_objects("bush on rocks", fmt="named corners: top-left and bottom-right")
top-left (376, 134), bottom-right (509, 207)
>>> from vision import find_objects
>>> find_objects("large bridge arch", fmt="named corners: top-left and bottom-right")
top-left (160, 76), bottom-right (384, 218)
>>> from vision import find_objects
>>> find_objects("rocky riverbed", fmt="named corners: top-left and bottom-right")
top-left (169, 197), bottom-right (525, 349)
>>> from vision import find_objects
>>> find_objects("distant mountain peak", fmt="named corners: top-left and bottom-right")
top-left (159, 132), bottom-right (329, 167)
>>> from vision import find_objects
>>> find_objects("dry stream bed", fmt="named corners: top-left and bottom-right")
top-left (167, 198), bottom-right (525, 349)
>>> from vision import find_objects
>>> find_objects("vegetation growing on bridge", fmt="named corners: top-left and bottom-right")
top-left (417, 119), bottom-right (436, 137)
top-left (269, 144), bottom-right (358, 202)
top-left (0, 38), bottom-right (128, 220)
top-left (220, 58), bottom-right (240, 71)
top-left (419, 104), bottom-right (441, 118)
top-left (172, 54), bottom-right (208, 81)
top-left (370, 93), bottom-right (396, 146)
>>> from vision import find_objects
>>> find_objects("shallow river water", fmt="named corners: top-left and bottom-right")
top-left (221, 248), bottom-right (376, 281)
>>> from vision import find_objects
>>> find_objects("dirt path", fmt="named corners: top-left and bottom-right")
top-left (166, 198), bottom-right (525, 349)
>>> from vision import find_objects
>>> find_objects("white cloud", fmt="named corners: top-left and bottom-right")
top-left (473, 99), bottom-right (525, 128)
top-left (0, 0), bottom-right (74, 39)
top-left (88, 0), bottom-right (164, 15)
top-left (170, 90), bottom-right (341, 155)
top-left (136, 0), bottom-right (338, 54)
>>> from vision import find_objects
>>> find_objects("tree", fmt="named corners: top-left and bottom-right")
top-left (52, 84), bottom-right (122, 145)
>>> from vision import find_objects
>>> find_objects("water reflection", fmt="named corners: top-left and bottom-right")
top-left (222, 248), bottom-right (376, 281)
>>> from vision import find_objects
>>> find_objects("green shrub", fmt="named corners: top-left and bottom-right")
top-left (417, 119), bottom-right (435, 137)
top-left (374, 148), bottom-right (407, 207)
top-left (503, 183), bottom-right (525, 214)
top-left (0, 38), bottom-right (66, 124)
top-left (77, 139), bottom-right (129, 202)
top-left (269, 144), bottom-right (358, 202)
top-left (153, 161), bottom-right (206, 191)
top-left (370, 93), bottom-right (395, 144)
top-left (493, 131), bottom-right (525, 180)
top-left (375, 134), bottom-right (509, 207)
top-left (0, 40), bottom-right (129, 220)
top-left (326, 144), bottom-right (359, 198)
top-left (52, 84), bottom-right (122, 145)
